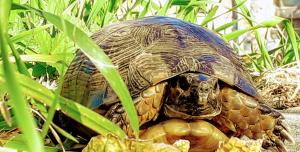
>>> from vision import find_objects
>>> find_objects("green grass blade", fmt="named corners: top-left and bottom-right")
top-left (0, 69), bottom-right (127, 138)
top-left (254, 31), bottom-right (273, 69)
top-left (1, 54), bottom-right (71, 65)
top-left (283, 20), bottom-right (300, 61)
top-left (200, 5), bottom-right (218, 26)
top-left (120, 0), bottom-right (141, 20)
top-left (86, 0), bottom-right (106, 26)
top-left (0, 116), bottom-right (17, 130)
top-left (258, 16), bottom-right (285, 27)
top-left (0, 101), bottom-right (13, 127)
top-left (8, 40), bottom-right (31, 77)
top-left (12, 3), bottom-right (139, 138)
top-left (157, 0), bottom-right (173, 16)
top-left (40, 96), bottom-right (59, 140)
top-left (223, 17), bottom-right (285, 41)
top-left (214, 19), bottom-right (240, 32)
top-left (176, 0), bottom-right (208, 22)
top-left (10, 25), bottom-right (51, 43)
top-left (139, 0), bottom-right (151, 18)
top-left (100, 0), bottom-right (118, 27)
top-left (51, 122), bottom-right (79, 143)
top-left (210, 0), bottom-right (246, 21)
top-left (281, 48), bottom-right (296, 64)
top-left (0, 1), bottom-right (44, 152)
top-left (3, 134), bottom-right (57, 152)
top-left (172, 0), bottom-right (190, 5)
top-left (234, 0), bottom-right (274, 69)
top-left (41, 61), bottom-right (66, 142)
top-left (234, 0), bottom-right (251, 23)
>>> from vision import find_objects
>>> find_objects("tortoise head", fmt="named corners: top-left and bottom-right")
top-left (164, 73), bottom-right (222, 119)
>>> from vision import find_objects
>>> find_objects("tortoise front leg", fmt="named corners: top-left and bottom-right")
top-left (140, 119), bottom-right (229, 152)
top-left (105, 82), bottom-right (167, 136)
top-left (214, 87), bottom-right (294, 152)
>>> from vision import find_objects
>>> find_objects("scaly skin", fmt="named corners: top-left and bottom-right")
top-left (104, 82), bottom-right (167, 135)
top-left (213, 87), bottom-right (295, 152)
top-left (82, 120), bottom-right (263, 152)
top-left (140, 119), bottom-right (228, 152)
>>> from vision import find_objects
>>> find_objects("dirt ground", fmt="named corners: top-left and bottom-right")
top-left (280, 108), bottom-right (300, 152)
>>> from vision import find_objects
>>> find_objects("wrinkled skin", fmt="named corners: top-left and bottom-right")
top-left (164, 73), bottom-right (221, 119)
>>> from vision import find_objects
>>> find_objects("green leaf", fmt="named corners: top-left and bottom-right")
top-left (139, 0), bottom-right (151, 18)
top-left (51, 122), bottom-right (79, 143)
top-left (10, 25), bottom-right (51, 43)
top-left (157, 0), bottom-right (173, 16)
top-left (46, 65), bottom-right (56, 75)
top-left (0, 69), bottom-right (127, 138)
top-left (214, 19), bottom-right (240, 32)
top-left (0, 116), bottom-right (17, 130)
top-left (223, 17), bottom-right (285, 41)
top-left (281, 47), bottom-right (295, 64)
top-left (1, 54), bottom-right (71, 65)
top-left (283, 20), bottom-right (300, 61)
top-left (234, 0), bottom-right (276, 69)
top-left (12, 3), bottom-right (139, 138)
top-left (8, 41), bottom-right (31, 77)
top-left (172, 0), bottom-right (190, 5)
top-left (3, 134), bottom-right (57, 152)
top-left (0, 1), bottom-right (44, 152)
top-left (200, 5), bottom-right (218, 26)
top-left (86, 0), bottom-right (106, 25)
top-left (223, 28), bottom-right (249, 41)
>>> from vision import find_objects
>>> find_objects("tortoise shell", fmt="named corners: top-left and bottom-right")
top-left (61, 16), bottom-right (257, 109)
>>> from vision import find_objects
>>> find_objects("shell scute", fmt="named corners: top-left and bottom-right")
top-left (62, 16), bottom-right (258, 107)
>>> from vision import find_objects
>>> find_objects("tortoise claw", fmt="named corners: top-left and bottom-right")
top-left (263, 135), bottom-right (287, 152)
top-left (262, 117), bottom-right (294, 151)
top-left (267, 146), bottom-right (280, 152)
top-left (280, 129), bottom-right (295, 144)
top-left (274, 137), bottom-right (288, 152)
top-left (274, 125), bottom-right (295, 144)
top-left (258, 105), bottom-right (294, 151)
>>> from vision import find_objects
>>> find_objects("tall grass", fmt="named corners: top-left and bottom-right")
top-left (0, 0), bottom-right (299, 151)
top-left (0, 1), bottom-right (43, 151)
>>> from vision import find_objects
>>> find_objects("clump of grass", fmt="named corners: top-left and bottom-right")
top-left (255, 61), bottom-right (300, 109)
top-left (0, 1), bottom-right (43, 151)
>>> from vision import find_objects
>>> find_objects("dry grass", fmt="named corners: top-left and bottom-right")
top-left (255, 62), bottom-right (300, 109)
top-left (0, 129), bottom-right (20, 146)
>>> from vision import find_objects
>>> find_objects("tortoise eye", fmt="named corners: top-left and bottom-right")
top-left (213, 82), bottom-right (218, 90)
top-left (170, 77), bottom-right (178, 88)
top-left (179, 77), bottom-right (189, 90)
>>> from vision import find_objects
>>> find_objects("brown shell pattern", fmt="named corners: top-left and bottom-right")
top-left (61, 16), bottom-right (257, 109)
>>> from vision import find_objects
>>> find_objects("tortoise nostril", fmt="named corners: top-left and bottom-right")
top-left (191, 88), bottom-right (198, 97)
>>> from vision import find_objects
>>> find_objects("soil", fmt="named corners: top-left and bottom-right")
top-left (280, 108), bottom-right (300, 152)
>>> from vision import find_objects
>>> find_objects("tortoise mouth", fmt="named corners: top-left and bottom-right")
top-left (163, 94), bottom-right (222, 120)
top-left (163, 104), bottom-right (221, 119)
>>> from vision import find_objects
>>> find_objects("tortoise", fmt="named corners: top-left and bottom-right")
top-left (60, 16), bottom-right (294, 151)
